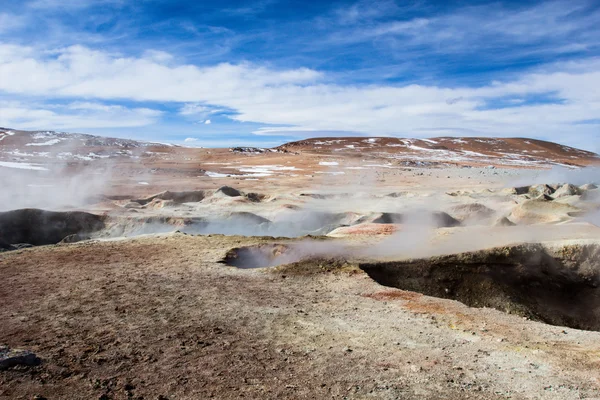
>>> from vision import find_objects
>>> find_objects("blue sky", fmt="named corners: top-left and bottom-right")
top-left (0, 0), bottom-right (599, 150)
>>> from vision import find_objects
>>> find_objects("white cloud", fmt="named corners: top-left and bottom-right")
top-left (0, 43), bottom-right (599, 148)
top-left (204, 119), bottom-right (211, 124)
top-left (0, 100), bottom-right (162, 130)
top-left (184, 137), bottom-right (198, 142)
top-left (142, 50), bottom-right (174, 64)
top-left (179, 104), bottom-right (211, 116)
top-left (27, 0), bottom-right (124, 9)
top-left (327, 1), bottom-right (600, 51)
top-left (332, 0), bottom-right (404, 25)
top-left (0, 13), bottom-right (26, 34)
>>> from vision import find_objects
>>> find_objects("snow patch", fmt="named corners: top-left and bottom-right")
top-left (363, 164), bottom-right (396, 168)
top-left (316, 171), bottom-right (345, 175)
top-left (0, 131), bottom-right (15, 142)
top-left (461, 150), bottom-right (487, 157)
top-left (420, 139), bottom-right (438, 144)
top-left (0, 161), bottom-right (48, 171)
top-left (205, 171), bottom-right (229, 178)
top-left (26, 138), bottom-right (63, 146)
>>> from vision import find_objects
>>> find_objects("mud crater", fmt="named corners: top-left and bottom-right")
top-left (224, 242), bottom-right (600, 331)
top-left (222, 244), bottom-right (306, 269)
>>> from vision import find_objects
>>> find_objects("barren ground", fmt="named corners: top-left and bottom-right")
top-left (2, 234), bottom-right (600, 400)
top-left (2, 131), bottom-right (600, 399)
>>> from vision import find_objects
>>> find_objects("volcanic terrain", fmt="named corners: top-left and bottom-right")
top-left (1, 128), bottom-right (600, 399)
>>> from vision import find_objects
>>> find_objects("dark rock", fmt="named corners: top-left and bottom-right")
top-left (372, 211), bottom-right (460, 228)
top-left (513, 186), bottom-right (530, 195)
top-left (246, 192), bottom-right (266, 202)
top-left (0, 346), bottom-right (41, 370)
top-left (133, 190), bottom-right (206, 205)
top-left (215, 186), bottom-right (242, 197)
top-left (230, 147), bottom-right (267, 154)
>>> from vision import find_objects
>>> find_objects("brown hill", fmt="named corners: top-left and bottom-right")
top-left (277, 136), bottom-right (600, 167)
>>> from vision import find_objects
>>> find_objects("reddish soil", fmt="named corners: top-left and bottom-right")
top-left (2, 235), bottom-right (600, 399)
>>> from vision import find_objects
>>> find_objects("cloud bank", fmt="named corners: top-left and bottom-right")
top-left (0, 0), bottom-right (598, 149)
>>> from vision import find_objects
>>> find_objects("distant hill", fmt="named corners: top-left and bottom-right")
top-left (277, 137), bottom-right (600, 167)
top-left (1, 128), bottom-right (598, 171)
top-left (0, 128), bottom-right (178, 166)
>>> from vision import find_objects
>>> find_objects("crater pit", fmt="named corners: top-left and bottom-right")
top-left (223, 241), bottom-right (600, 331)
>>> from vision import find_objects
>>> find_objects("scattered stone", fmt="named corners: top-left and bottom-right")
top-left (513, 186), bottom-right (530, 195)
top-left (0, 346), bottom-right (41, 370)
top-left (215, 186), bottom-right (242, 197)
top-left (528, 184), bottom-right (555, 198)
top-left (371, 211), bottom-right (460, 228)
top-left (229, 147), bottom-right (283, 154)
top-left (246, 192), bottom-right (266, 202)
top-left (134, 190), bottom-right (206, 205)
top-left (552, 184), bottom-right (580, 199)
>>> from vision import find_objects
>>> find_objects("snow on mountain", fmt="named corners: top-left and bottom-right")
top-left (278, 137), bottom-right (600, 168)
top-left (1, 128), bottom-right (598, 177)
top-left (0, 128), bottom-right (180, 166)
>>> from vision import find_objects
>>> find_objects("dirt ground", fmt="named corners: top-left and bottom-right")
top-left (2, 132), bottom-right (600, 399)
top-left (2, 234), bottom-right (600, 399)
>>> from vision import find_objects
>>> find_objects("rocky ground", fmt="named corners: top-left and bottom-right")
top-left (1, 129), bottom-right (600, 399)
top-left (2, 234), bottom-right (600, 400)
